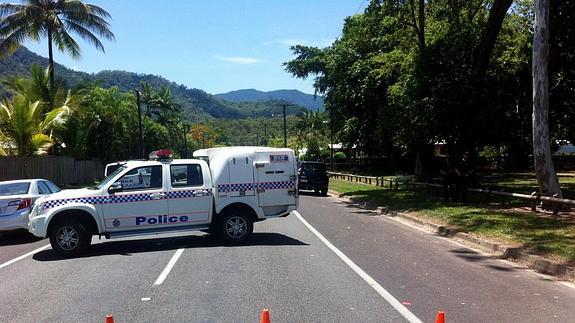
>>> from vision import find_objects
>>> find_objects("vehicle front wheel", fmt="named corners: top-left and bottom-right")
top-left (49, 221), bottom-right (91, 257)
top-left (217, 211), bottom-right (253, 244)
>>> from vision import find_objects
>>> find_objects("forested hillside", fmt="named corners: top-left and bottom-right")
top-left (216, 89), bottom-right (324, 111)
top-left (0, 47), bottom-right (306, 121)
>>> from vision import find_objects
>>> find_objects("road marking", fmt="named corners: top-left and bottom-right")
top-left (153, 248), bottom-right (184, 286)
top-left (0, 244), bottom-right (50, 270)
top-left (294, 211), bottom-right (422, 323)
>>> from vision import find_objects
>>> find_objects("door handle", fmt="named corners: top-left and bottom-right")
top-left (195, 190), bottom-right (209, 197)
top-left (150, 193), bottom-right (165, 200)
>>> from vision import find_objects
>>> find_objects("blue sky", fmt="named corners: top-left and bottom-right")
top-left (22, 0), bottom-right (366, 94)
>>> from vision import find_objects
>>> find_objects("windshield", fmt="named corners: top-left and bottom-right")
top-left (301, 163), bottom-right (326, 173)
top-left (0, 182), bottom-right (30, 196)
top-left (95, 165), bottom-right (127, 189)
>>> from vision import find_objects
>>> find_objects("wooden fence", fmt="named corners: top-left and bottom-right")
top-left (0, 156), bottom-right (103, 186)
top-left (328, 171), bottom-right (575, 215)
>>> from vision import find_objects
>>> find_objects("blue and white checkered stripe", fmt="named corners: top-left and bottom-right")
top-left (43, 189), bottom-right (212, 209)
top-left (218, 181), bottom-right (294, 192)
top-left (166, 189), bottom-right (212, 199)
top-left (44, 196), bottom-right (107, 209)
top-left (258, 181), bottom-right (295, 190)
top-left (217, 183), bottom-right (255, 192)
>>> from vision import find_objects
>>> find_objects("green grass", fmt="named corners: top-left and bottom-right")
top-left (330, 179), bottom-right (575, 262)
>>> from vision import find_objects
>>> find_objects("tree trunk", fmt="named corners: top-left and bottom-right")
top-left (47, 28), bottom-right (54, 87)
top-left (472, 0), bottom-right (514, 82)
top-left (533, 0), bottom-right (562, 199)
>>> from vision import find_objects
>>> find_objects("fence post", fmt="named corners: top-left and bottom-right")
top-left (389, 178), bottom-right (393, 189)
top-left (395, 179), bottom-right (399, 191)
top-left (530, 191), bottom-right (538, 212)
top-left (552, 194), bottom-right (559, 216)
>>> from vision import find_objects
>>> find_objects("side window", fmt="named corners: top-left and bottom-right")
top-left (170, 164), bottom-right (203, 187)
top-left (37, 181), bottom-right (50, 195)
top-left (45, 181), bottom-right (61, 193)
top-left (116, 166), bottom-right (163, 191)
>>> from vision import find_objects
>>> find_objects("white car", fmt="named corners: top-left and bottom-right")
top-left (0, 179), bottom-right (61, 232)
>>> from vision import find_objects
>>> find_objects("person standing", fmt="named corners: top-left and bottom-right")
top-left (440, 154), bottom-right (456, 201)
top-left (455, 152), bottom-right (473, 203)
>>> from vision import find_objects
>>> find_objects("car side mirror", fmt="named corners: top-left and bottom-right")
top-left (108, 182), bottom-right (123, 194)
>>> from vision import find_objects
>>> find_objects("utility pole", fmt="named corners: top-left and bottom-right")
top-left (182, 123), bottom-right (188, 158)
top-left (135, 90), bottom-right (145, 159)
top-left (264, 123), bottom-right (268, 146)
top-left (281, 104), bottom-right (291, 148)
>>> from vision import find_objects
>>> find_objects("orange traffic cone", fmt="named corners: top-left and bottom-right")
top-left (260, 308), bottom-right (271, 323)
top-left (105, 314), bottom-right (115, 323)
top-left (436, 311), bottom-right (445, 323)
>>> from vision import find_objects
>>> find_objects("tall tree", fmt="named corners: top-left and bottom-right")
top-left (532, 0), bottom-right (561, 198)
top-left (0, 0), bottom-right (114, 85)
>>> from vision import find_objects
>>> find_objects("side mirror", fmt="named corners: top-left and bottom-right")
top-left (108, 182), bottom-right (123, 194)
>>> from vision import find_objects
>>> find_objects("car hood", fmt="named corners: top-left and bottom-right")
top-left (37, 188), bottom-right (101, 204)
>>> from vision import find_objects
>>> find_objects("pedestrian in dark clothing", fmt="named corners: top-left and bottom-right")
top-left (455, 152), bottom-right (473, 203)
top-left (440, 155), bottom-right (456, 201)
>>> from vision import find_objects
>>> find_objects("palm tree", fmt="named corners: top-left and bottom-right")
top-left (149, 86), bottom-right (182, 124)
top-left (0, 0), bottom-right (115, 85)
top-left (0, 94), bottom-right (69, 155)
top-left (2, 64), bottom-right (77, 114)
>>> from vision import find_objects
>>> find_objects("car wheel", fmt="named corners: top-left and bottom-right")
top-left (218, 211), bottom-right (253, 243)
top-left (320, 189), bottom-right (328, 196)
top-left (49, 221), bottom-right (91, 257)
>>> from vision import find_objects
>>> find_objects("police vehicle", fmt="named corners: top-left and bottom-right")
top-left (28, 147), bottom-right (299, 256)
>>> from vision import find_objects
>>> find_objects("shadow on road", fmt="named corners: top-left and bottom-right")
top-left (32, 232), bottom-right (308, 262)
top-left (0, 230), bottom-right (44, 246)
top-left (299, 191), bottom-right (325, 197)
top-left (449, 248), bottom-right (516, 272)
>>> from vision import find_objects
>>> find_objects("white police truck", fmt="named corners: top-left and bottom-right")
top-left (28, 147), bottom-right (299, 256)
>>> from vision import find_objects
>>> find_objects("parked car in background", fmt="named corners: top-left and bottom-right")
top-left (297, 161), bottom-right (329, 196)
top-left (0, 179), bottom-right (61, 232)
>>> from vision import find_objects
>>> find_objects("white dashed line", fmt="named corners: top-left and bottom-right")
top-left (294, 211), bottom-right (422, 323)
top-left (0, 244), bottom-right (50, 270)
top-left (153, 248), bottom-right (184, 286)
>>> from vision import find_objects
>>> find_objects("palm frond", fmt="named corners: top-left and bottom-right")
top-left (63, 18), bottom-right (105, 51)
top-left (30, 133), bottom-right (52, 155)
top-left (0, 3), bottom-right (25, 17)
top-left (0, 26), bottom-right (29, 57)
top-left (52, 28), bottom-right (81, 57)
top-left (42, 106), bottom-right (69, 130)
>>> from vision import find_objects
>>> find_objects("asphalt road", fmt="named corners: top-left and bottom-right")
top-left (1, 194), bottom-right (575, 322)
top-left (297, 193), bottom-right (575, 322)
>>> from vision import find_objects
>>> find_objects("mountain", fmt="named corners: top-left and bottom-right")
top-left (216, 89), bottom-right (324, 111)
top-left (0, 47), bottom-right (306, 120)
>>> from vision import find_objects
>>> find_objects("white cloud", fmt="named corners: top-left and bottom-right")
top-left (262, 38), bottom-right (308, 47)
top-left (262, 38), bottom-right (336, 48)
top-left (215, 56), bottom-right (263, 64)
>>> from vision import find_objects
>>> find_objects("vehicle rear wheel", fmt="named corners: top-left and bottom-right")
top-left (320, 188), bottom-right (328, 196)
top-left (49, 221), bottom-right (91, 257)
top-left (218, 211), bottom-right (253, 243)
